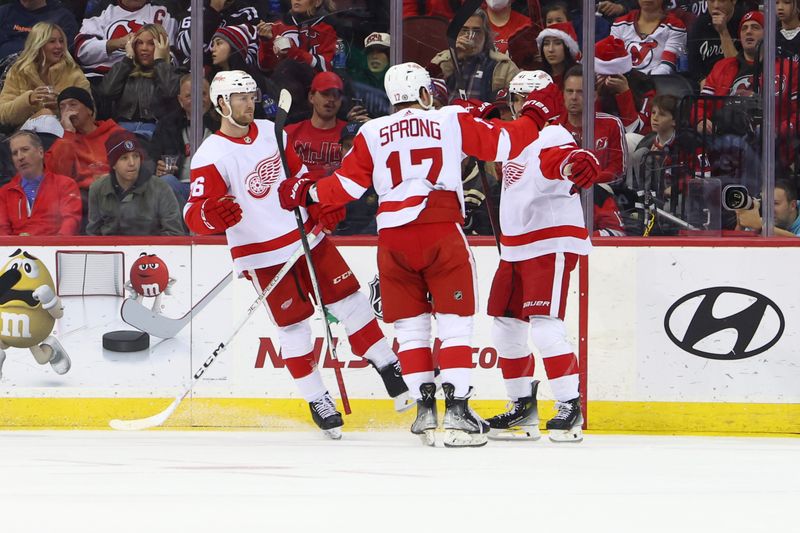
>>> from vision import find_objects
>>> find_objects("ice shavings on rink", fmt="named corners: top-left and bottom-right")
top-left (1, 431), bottom-right (797, 533)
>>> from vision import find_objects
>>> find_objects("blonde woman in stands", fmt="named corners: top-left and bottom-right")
top-left (0, 22), bottom-right (89, 130)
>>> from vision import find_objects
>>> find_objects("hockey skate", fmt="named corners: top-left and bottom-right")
top-left (486, 380), bottom-right (541, 441)
top-left (442, 383), bottom-right (489, 448)
top-left (410, 382), bottom-right (438, 447)
top-left (309, 392), bottom-right (344, 440)
top-left (546, 397), bottom-right (584, 443)
top-left (372, 360), bottom-right (413, 412)
top-left (44, 337), bottom-right (71, 375)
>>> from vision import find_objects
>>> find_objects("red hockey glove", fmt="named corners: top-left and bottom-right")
top-left (564, 149), bottom-right (601, 189)
top-left (278, 177), bottom-right (315, 210)
top-left (520, 83), bottom-right (564, 129)
top-left (308, 203), bottom-right (346, 232)
top-left (452, 98), bottom-right (501, 120)
top-left (200, 196), bottom-right (242, 232)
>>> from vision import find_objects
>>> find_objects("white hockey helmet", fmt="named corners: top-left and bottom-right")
top-left (384, 62), bottom-right (433, 109)
top-left (210, 70), bottom-right (259, 114)
top-left (508, 70), bottom-right (554, 97)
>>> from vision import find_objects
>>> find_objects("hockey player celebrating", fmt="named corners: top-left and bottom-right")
top-left (278, 62), bottom-right (564, 447)
top-left (485, 70), bottom-right (603, 443)
top-left (184, 70), bottom-right (409, 440)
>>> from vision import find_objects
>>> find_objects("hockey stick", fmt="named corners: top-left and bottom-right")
top-left (447, 0), bottom-right (502, 252)
top-left (109, 228), bottom-right (324, 431)
top-left (275, 88), bottom-right (351, 415)
top-left (120, 273), bottom-right (232, 338)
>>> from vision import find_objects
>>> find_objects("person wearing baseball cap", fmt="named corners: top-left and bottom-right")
top-left (350, 32), bottom-right (391, 90)
top-left (85, 129), bottom-right (184, 236)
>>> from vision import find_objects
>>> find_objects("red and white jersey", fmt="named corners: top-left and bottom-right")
top-left (315, 105), bottom-right (538, 230)
top-left (610, 11), bottom-right (687, 74)
top-left (498, 124), bottom-right (591, 262)
top-left (74, 3), bottom-right (177, 78)
top-left (557, 112), bottom-right (628, 182)
top-left (185, 120), bottom-right (315, 275)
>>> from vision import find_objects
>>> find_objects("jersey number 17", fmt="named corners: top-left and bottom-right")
top-left (385, 147), bottom-right (443, 189)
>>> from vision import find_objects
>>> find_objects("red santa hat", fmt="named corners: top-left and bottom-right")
top-left (594, 36), bottom-right (632, 75)
top-left (536, 22), bottom-right (581, 60)
top-left (739, 11), bottom-right (764, 37)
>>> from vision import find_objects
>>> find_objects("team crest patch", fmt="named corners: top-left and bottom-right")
top-left (368, 275), bottom-right (382, 319)
top-left (503, 162), bottom-right (525, 190)
top-left (246, 151), bottom-right (282, 199)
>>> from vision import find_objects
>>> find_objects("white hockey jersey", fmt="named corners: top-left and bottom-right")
top-left (610, 11), bottom-right (687, 75)
top-left (498, 124), bottom-right (591, 262)
top-left (185, 120), bottom-right (316, 275)
top-left (74, 3), bottom-right (177, 78)
top-left (315, 105), bottom-right (537, 230)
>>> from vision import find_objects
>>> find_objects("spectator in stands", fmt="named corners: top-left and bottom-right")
top-left (429, 9), bottom-right (519, 102)
top-left (349, 32), bottom-right (391, 90)
top-left (150, 74), bottom-right (217, 207)
top-left (174, 0), bottom-right (264, 66)
top-left (256, 0), bottom-right (338, 73)
top-left (629, 94), bottom-right (679, 187)
top-left (402, 0), bottom-right (458, 19)
top-left (536, 22), bottom-right (580, 88)
top-left (86, 129), bottom-right (184, 235)
top-left (74, 0), bottom-right (177, 85)
top-left (543, 2), bottom-right (570, 25)
top-left (98, 23), bottom-right (180, 140)
top-left (0, 0), bottom-right (78, 60)
top-left (485, 0), bottom-right (531, 54)
top-left (686, 0), bottom-right (751, 85)
top-left (777, 0), bottom-right (800, 60)
top-left (594, 35), bottom-right (655, 134)
top-left (0, 130), bottom-right (80, 235)
top-left (550, 0), bottom-right (612, 46)
top-left (736, 180), bottom-right (800, 236)
top-left (45, 86), bottom-right (123, 194)
top-left (0, 22), bottom-right (89, 130)
top-left (610, 0), bottom-right (687, 75)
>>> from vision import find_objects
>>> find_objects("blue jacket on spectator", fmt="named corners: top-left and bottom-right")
top-left (0, 0), bottom-right (78, 58)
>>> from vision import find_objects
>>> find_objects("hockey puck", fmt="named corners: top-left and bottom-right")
top-left (103, 330), bottom-right (150, 352)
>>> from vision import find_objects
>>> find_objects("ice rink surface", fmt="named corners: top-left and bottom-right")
top-left (2, 430), bottom-right (797, 533)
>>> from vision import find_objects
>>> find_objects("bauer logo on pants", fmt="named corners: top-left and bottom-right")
top-left (663, 286), bottom-right (784, 360)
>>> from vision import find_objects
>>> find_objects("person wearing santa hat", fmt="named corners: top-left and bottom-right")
top-left (610, 0), bottom-right (687, 75)
top-left (536, 22), bottom-right (580, 89)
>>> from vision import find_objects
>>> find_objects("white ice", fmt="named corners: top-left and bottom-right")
top-left (1, 431), bottom-right (797, 533)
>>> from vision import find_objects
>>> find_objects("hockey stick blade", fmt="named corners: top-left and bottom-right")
top-left (120, 273), bottom-right (232, 338)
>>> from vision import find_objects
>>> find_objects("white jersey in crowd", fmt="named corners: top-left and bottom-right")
top-left (610, 11), bottom-right (687, 75)
top-left (186, 120), bottom-right (316, 275)
top-left (75, 3), bottom-right (177, 78)
top-left (499, 124), bottom-right (591, 262)
top-left (316, 105), bottom-right (534, 229)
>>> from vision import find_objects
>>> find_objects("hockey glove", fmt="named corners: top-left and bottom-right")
top-left (563, 149), bottom-right (601, 189)
top-left (520, 83), bottom-right (564, 130)
top-left (200, 196), bottom-right (243, 232)
top-left (308, 203), bottom-right (346, 232)
top-left (452, 98), bottom-right (501, 120)
top-left (278, 177), bottom-right (316, 210)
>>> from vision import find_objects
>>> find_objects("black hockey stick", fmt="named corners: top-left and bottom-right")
top-left (447, 0), bottom-right (502, 252)
top-left (275, 89), bottom-right (351, 415)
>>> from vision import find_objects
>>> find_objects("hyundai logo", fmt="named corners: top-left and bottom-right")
top-left (663, 287), bottom-right (784, 360)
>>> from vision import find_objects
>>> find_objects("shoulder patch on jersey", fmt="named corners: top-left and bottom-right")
top-left (245, 151), bottom-right (283, 199)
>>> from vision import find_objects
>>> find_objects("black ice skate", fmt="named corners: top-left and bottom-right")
top-left (410, 382), bottom-right (438, 446)
top-left (546, 397), bottom-right (583, 443)
top-left (442, 383), bottom-right (489, 448)
top-left (372, 360), bottom-right (413, 412)
top-left (486, 380), bottom-right (541, 441)
top-left (309, 392), bottom-right (344, 440)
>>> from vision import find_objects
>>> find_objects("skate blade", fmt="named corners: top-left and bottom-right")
top-left (322, 427), bottom-right (342, 440)
top-left (547, 426), bottom-right (583, 443)
top-left (443, 429), bottom-right (488, 448)
top-left (413, 429), bottom-right (436, 447)
top-left (393, 392), bottom-right (415, 413)
top-left (489, 426), bottom-right (541, 441)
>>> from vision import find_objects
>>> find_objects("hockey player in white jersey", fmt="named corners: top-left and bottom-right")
top-left (184, 71), bottom-right (409, 440)
top-left (484, 71), bottom-right (602, 443)
top-left (278, 62), bottom-right (565, 447)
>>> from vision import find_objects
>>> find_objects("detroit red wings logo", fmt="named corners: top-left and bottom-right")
top-left (245, 151), bottom-right (282, 199)
top-left (627, 40), bottom-right (658, 69)
top-left (502, 162), bottom-right (526, 190)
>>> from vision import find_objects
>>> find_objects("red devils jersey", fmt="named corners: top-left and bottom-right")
top-left (610, 11), bottom-right (687, 74)
top-left (489, 10), bottom-right (532, 55)
top-left (257, 16), bottom-right (337, 72)
top-left (557, 113), bottom-right (627, 182)
top-left (285, 119), bottom-right (347, 177)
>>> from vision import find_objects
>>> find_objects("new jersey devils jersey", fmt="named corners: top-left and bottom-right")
top-left (315, 106), bottom-right (537, 230)
top-left (499, 125), bottom-right (591, 262)
top-left (610, 12), bottom-right (687, 74)
top-left (186, 120), bottom-right (316, 275)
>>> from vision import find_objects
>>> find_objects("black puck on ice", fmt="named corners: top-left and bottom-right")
top-left (103, 330), bottom-right (150, 352)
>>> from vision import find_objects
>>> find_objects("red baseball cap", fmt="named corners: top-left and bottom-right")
top-left (311, 71), bottom-right (344, 93)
